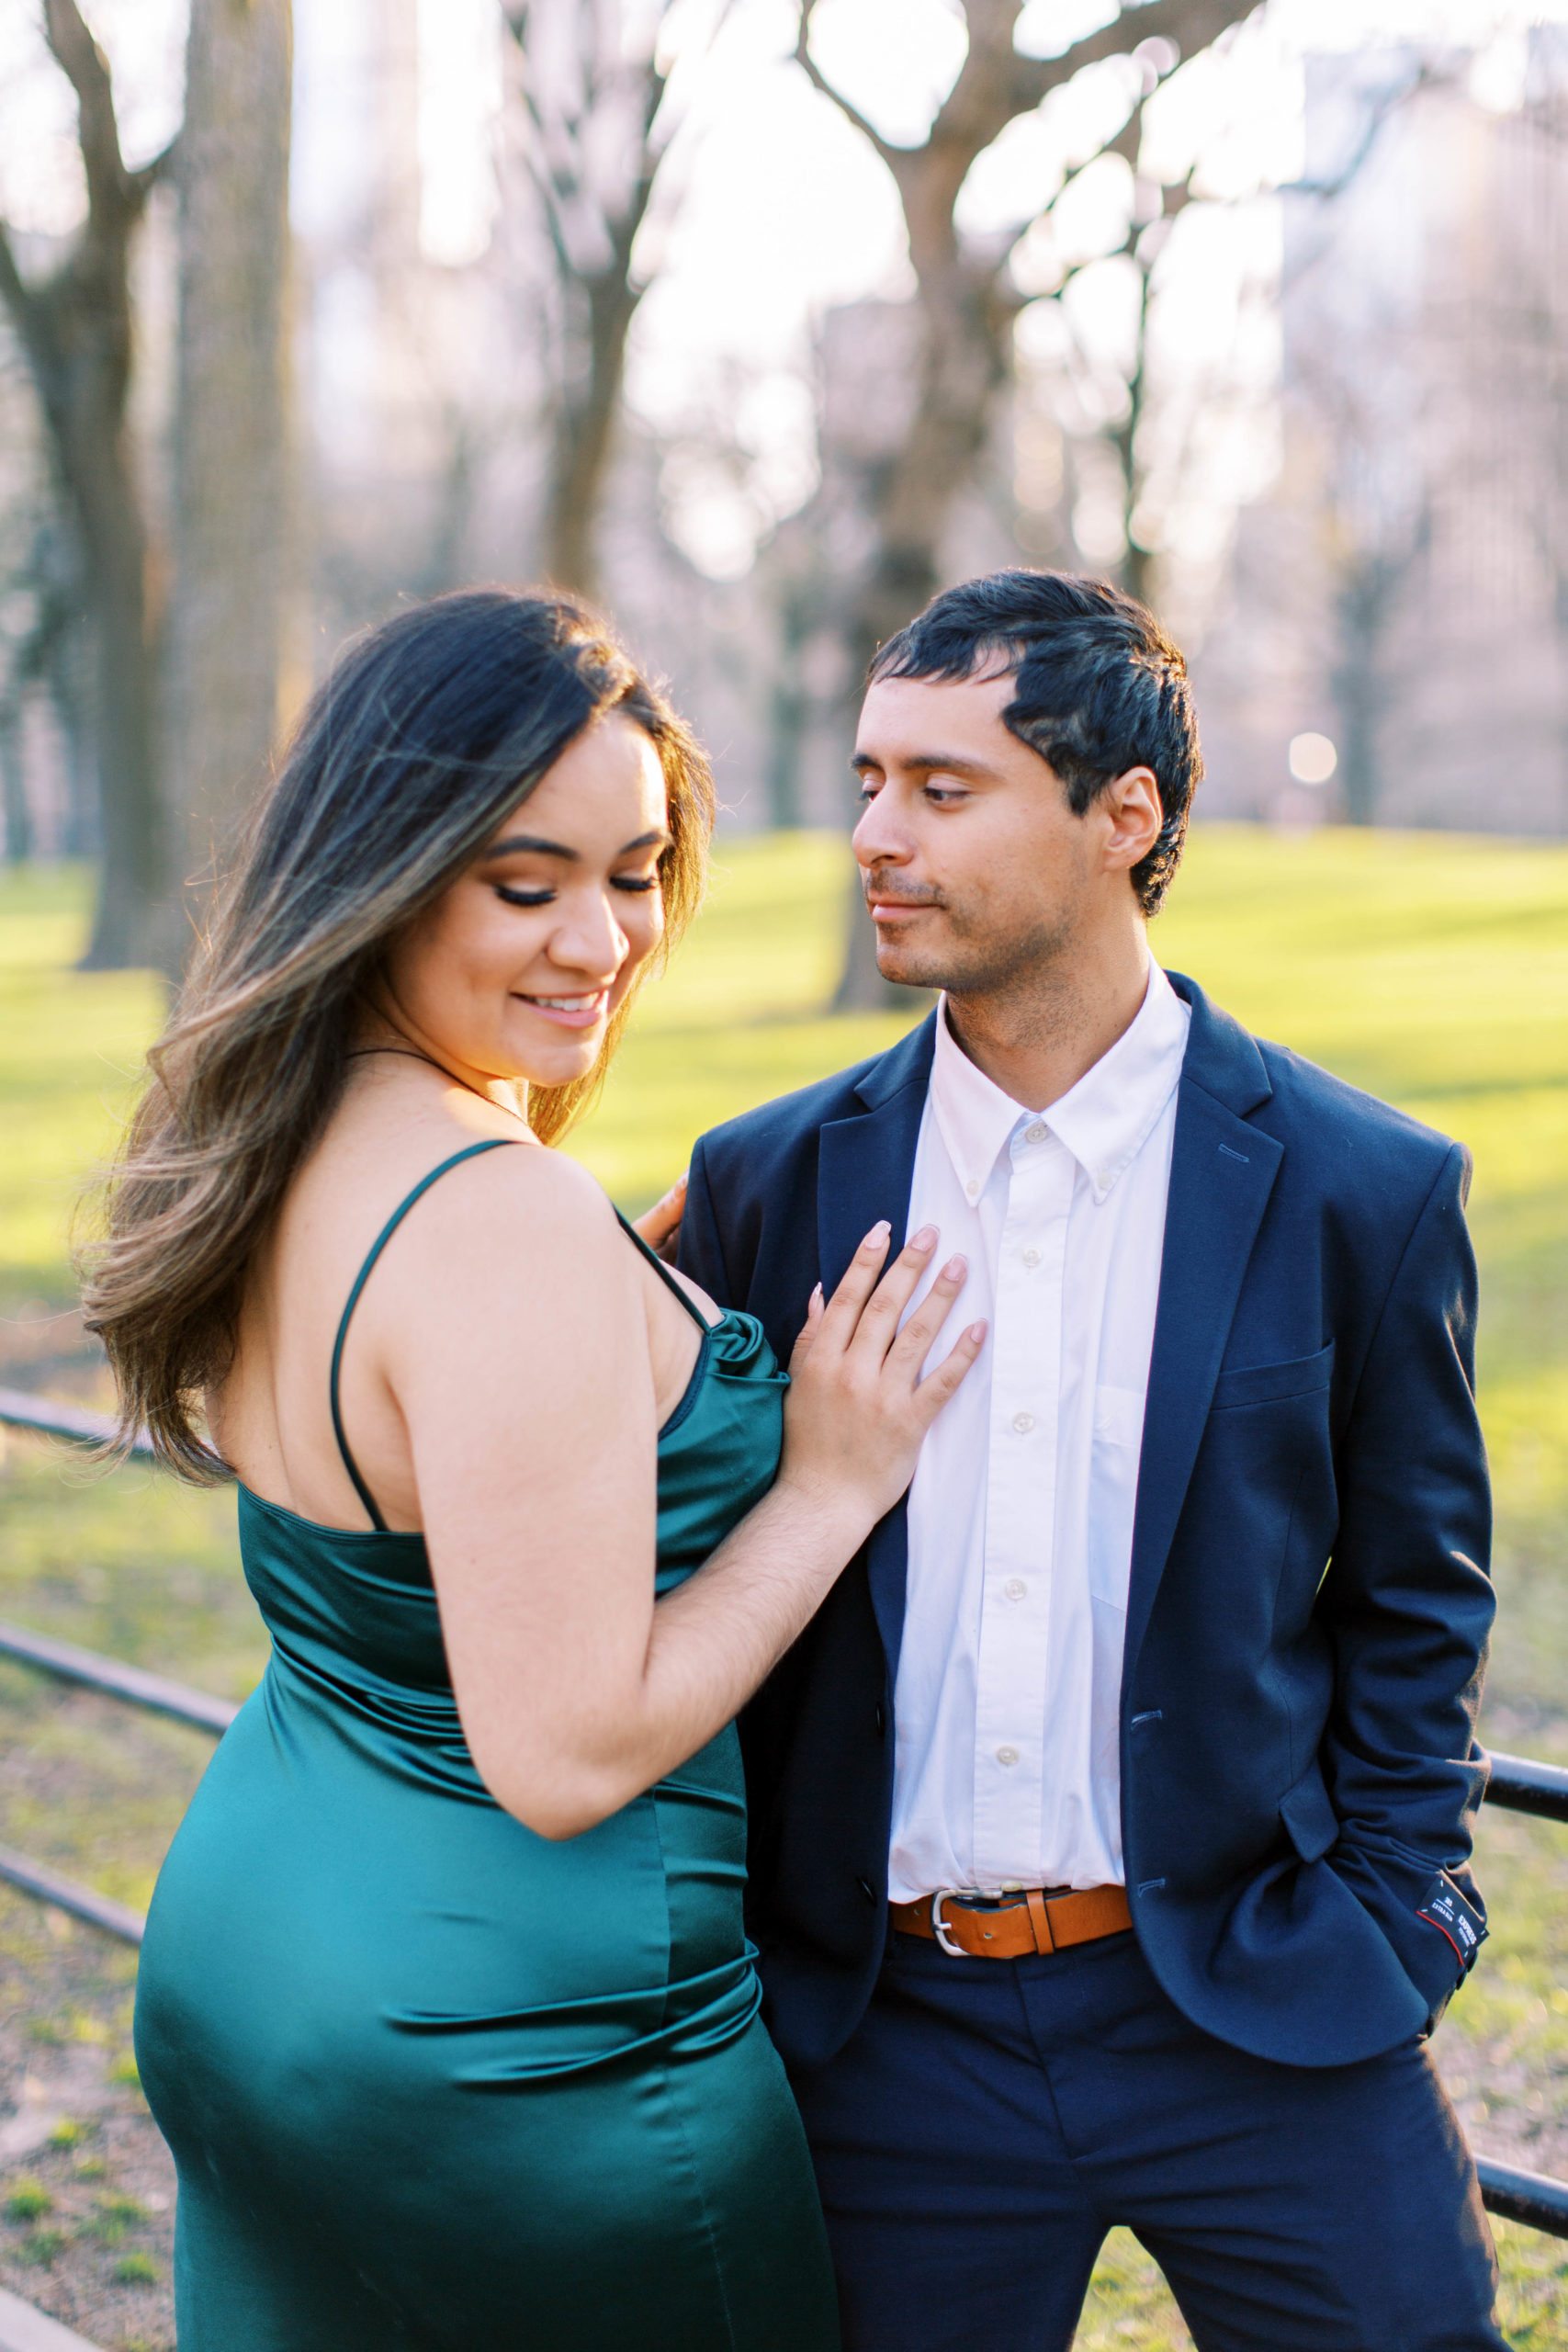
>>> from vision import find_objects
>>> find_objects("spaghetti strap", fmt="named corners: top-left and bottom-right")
top-left (331, 1140), bottom-right (521, 1532)
top-left (615, 1208), bottom-right (710, 1333)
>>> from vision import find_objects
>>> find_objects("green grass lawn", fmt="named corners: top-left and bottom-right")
top-left (3, 825), bottom-right (1568, 2345)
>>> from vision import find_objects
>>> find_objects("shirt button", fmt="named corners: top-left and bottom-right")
top-left (996, 1745), bottom-right (1019, 1767)
top-left (1025, 1122), bottom-right (1047, 1144)
top-left (1004, 1577), bottom-right (1028, 1600)
top-left (1021, 1246), bottom-right (1040, 1268)
top-left (1011, 1411), bottom-right (1034, 1434)
top-left (965, 1178), bottom-right (979, 1198)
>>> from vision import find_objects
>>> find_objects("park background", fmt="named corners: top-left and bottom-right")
top-left (3, 1), bottom-right (1568, 2346)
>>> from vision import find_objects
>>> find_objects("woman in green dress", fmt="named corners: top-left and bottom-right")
top-left (84, 592), bottom-right (982, 2352)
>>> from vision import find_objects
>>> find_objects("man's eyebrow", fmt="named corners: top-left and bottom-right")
top-left (850, 750), bottom-right (1000, 779)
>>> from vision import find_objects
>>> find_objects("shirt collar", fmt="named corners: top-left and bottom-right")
top-left (929, 962), bottom-right (1191, 1206)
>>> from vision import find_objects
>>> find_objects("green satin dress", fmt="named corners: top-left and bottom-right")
top-left (133, 1141), bottom-right (840, 2352)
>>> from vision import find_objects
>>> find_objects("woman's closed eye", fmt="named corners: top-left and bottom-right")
top-left (495, 873), bottom-right (660, 909)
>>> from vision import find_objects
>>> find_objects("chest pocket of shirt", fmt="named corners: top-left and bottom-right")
top-left (1088, 1384), bottom-right (1145, 1611)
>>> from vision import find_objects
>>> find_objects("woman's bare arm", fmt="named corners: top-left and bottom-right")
top-left (367, 1147), bottom-right (978, 1838)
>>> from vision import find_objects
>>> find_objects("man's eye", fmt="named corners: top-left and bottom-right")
top-left (925, 785), bottom-right (966, 805)
top-left (496, 885), bottom-right (554, 908)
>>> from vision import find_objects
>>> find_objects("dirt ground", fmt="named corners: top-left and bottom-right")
top-left (0, 1885), bottom-right (173, 2352)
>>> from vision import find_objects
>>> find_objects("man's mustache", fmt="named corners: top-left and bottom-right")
top-left (862, 874), bottom-right (947, 910)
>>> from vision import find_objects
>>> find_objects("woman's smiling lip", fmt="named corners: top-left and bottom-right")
top-left (513, 989), bottom-right (611, 1029)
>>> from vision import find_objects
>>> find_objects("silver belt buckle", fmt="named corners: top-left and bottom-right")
top-left (930, 1888), bottom-right (965, 1957)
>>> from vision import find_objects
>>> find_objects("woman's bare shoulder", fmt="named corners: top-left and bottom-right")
top-left (377, 1127), bottom-right (625, 1284)
top-left (272, 1091), bottom-right (626, 1323)
top-left (464, 1134), bottom-right (616, 1223)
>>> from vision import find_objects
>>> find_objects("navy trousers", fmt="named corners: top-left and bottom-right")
top-left (787, 1926), bottom-right (1505, 2352)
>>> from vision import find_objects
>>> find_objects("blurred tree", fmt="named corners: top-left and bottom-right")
top-left (795, 0), bottom-right (1257, 1005)
top-left (0, 0), bottom-right (174, 967)
top-left (501, 0), bottom-right (730, 598)
top-left (160, 0), bottom-right (293, 972)
top-left (1264, 62), bottom-right (1444, 831)
top-left (1328, 515), bottom-right (1430, 825)
top-left (1025, 90), bottom-right (1198, 613)
top-left (0, 510), bottom-right (88, 864)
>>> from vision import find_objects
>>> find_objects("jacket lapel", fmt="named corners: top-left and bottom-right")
top-left (817, 1010), bottom-right (937, 1673)
top-left (1123, 978), bottom-right (1283, 1677)
top-left (816, 1012), bottom-right (937, 1289)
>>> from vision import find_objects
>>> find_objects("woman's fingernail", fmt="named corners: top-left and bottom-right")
top-left (942, 1255), bottom-right (966, 1280)
top-left (968, 1321), bottom-right (987, 1342)
top-left (911, 1225), bottom-right (938, 1250)
top-left (675, 1171), bottom-right (687, 1191)
top-left (811, 1282), bottom-right (823, 1304)
top-left (864, 1220), bottom-right (891, 1245)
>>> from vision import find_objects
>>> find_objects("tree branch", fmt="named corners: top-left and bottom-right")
top-left (1004, 0), bottom-right (1259, 117)
top-left (645, 0), bottom-right (740, 167)
top-left (794, 0), bottom-right (900, 170)
top-left (0, 217), bottom-right (33, 335)
top-left (42, 0), bottom-right (133, 222)
top-left (128, 130), bottom-right (182, 206)
top-left (1285, 62), bottom-right (1438, 200)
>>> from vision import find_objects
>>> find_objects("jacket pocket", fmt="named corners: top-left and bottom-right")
top-left (1279, 1758), bottom-right (1340, 1863)
top-left (1212, 1340), bottom-right (1336, 1411)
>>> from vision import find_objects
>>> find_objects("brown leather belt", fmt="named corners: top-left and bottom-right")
top-left (890, 1883), bottom-right (1132, 1960)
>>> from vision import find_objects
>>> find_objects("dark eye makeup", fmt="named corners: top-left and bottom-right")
top-left (494, 873), bottom-right (660, 909)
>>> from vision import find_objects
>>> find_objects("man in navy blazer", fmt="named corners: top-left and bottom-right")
top-left (679, 572), bottom-right (1502, 2349)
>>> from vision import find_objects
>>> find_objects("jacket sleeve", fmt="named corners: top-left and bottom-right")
top-left (677, 1137), bottom-right (738, 1311)
top-left (1320, 1140), bottom-right (1495, 2028)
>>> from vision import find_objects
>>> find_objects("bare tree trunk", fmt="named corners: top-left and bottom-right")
top-left (159, 0), bottom-right (292, 971)
top-left (87, 447), bottom-right (162, 959)
top-left (831, 871), bottom-right (908, 1011)
top-left (1329, 509), bottom-right (1430, 825)
top-left (1111, 225), bottom-right (1156, 611)
top-left (0, 1), bottom-right (171, 967)
top-left (50, 618), bottom-right (97, 858)
top-left (545, 266), bottom-right (642, 595)
top-left (0, 703), bottom-right (28, 863)
top-left (504, 2), bottom-right (681, 602)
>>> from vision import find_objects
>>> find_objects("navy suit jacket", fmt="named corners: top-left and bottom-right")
top-left (679, 975), bottom-right (1495, 2075)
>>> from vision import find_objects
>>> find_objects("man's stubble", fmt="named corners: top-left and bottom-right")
top-left (868, 872), bottom-right (1087, 1031)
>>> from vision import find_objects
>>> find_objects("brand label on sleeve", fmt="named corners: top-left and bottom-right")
top-left (1417, 1874), bottom-right (1485, 1971)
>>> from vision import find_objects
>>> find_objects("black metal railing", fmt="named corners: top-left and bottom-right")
top-left (0, 1385), bottom-right (155, 1462)
top-left (4, 1390), bottom-right (1568, 2233)
top-left (1463, 1751), bottom-right (1568, 2233)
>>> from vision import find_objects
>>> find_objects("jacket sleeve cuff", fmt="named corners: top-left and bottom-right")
top-left (1330, 1842), bottom-right (1487, 2030)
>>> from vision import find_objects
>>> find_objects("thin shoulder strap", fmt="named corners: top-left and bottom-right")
top-left (615, 1207), bottom-right (709, 1334)
top-left (331, 1140), bottom-right (521, 1532)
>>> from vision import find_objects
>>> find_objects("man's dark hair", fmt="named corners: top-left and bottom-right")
top-left (867, 570), bottom-right (1201, 916)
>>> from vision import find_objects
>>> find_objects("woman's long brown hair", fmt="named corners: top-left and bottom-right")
top-left (81, 591), bottom-right (714, 1484)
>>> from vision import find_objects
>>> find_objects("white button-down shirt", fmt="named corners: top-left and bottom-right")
top-left (887, 962), bottom-right (1191, 1901)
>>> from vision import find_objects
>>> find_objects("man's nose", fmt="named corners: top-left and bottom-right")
top-left (852, 793), bottom-right (911, 869)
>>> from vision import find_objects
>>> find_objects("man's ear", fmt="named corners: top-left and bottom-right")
top-left (1100, 767), bottom-right (1162, 874)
